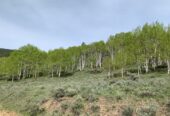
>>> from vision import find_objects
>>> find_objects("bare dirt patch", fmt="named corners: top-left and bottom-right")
top-left (0, 110), bottom-right (20, 116)
top-left (40, 97), bottom-right (74, 113)
top-left (98, 97), bottom-right (123, 116)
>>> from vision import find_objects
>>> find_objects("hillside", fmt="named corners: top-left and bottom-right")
top-left (0, 48), bottom-right (13, 57)
top-left (0, 72), bottom-right (169, 116)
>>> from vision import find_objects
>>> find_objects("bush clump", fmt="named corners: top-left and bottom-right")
top-left (109, 80), bottom-right (116, 85)
top-left (52, 110), bottom-right (63, 116)
top-left (22, 105), bottom-right (45, 116)
top-left (65, 88), bottom-right (77, 97)
top-left (129, 75), bottom-right (139, 81)
top-left (122, 106), bottom-right (133, 116)
top-left (53, 88), bottom-right (65, 99)
top-left (90, 104), bottom-right (100, 113)
top-left (80, 88), bottom-right (98, 102)
top-left (166, 101), bottom-right (170, 112)
top-left (137, 105), bottom-right (157, 116)
top-left (53, 88), bottom-right (77, 99)
top-left (71, 101), bottom-right (84, 116)
top-left (124, 87), bottom-right (133, 94)
top-left (61, 102), bottom-right (70, 111)
top-left (82, 94), bottom-right (98, 102)
top-left (138, 91), bottom-right (155, 98)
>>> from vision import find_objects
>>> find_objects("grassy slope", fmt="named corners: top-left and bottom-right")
top-left (0, 72), bottom-right (170, 115)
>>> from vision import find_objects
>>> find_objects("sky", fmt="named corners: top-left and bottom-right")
top-left (0, 0), bottom-right (170, 51)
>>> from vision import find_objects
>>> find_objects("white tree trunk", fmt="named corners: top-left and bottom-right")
top-left (34, 71), bottom-right (37, 79)
top-left (59, 72), bottom-right (61, 77)
top-left (78, 54), bottom-right (86, 71)
top-left (167, 60), bottom-right (170, 74)
top-left (158, 54), bottom-right (162, 66)
top-left (51, 68), bottom-right (54, 78)
top-left (107, 65), bottom-right (111, 78)
top-left (121, 68), bottom-right (124, 78)
top-left (91, 62), bottom-right (93, 70)
top-left (71, 64), bottom-right (75, 72)
top-left (138, 65), bottom-right (140, 77)
top-left (12, 75), bottom-right (14, 83)
top-left (99, 52), bottom-right (102, 68)
top-left (23, 65), bottom-right (26, 79)
top-left (58, 66), bottom-right (61, 77)
top-left (151, 58), bottom-right (156, 71)
top-left (18, 67), bottom-right (22, 80)
top-left (82, 54), bottom-right (86, 70)
top-left (108, 71), bottom-right (111, 78)
top-left (153, 62), bottom-right (156, 71)
top-left (65, 66), bottom-right (68, 72)
top-left (78, 58), bottom-right (82, 71)
top-left (144, 59), bottom-right (149, 73)
top-left (96, 52), bottom-right (102, 68)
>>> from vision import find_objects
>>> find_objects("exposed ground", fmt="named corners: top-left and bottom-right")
top-left (0, 110), bottom-right (20, 116)
top-left (0, 71), bottom-right (170, 116)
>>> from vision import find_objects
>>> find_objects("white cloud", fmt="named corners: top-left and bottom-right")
top-left (0, 0), bottom-right (170, 50)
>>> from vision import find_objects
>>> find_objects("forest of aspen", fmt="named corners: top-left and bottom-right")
top-left (0, 22), bottom-right (170, 116)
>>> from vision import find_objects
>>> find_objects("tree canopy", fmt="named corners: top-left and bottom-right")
top-left (0, 22), bottom-right (170, 81)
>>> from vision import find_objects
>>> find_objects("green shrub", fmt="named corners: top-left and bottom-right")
top-left (88, 69), bottom-right (102, 74)
top-left (80, 88), bottom-right (98, 102)
top-left (138, 91), bottom-right (155, 98)
top-left (52, 110), bottom-right (63, 116)
top-left (150, 75), bottom-right (156, 78)
top-left (116, 95), bottom-right (123, 101)
top-left (90, 104), bottom-right (100, 113)
top-left (40, 86), bottom-right (45, 90)
top-left (166, 101), bottom-right (170, 112)
top-left (122, 106), bottom-right (133, 116)
top-left (65, 88), bottom-right (77, 97)
top-left (61, 102), bottom-right (69, 111)
top-left (82, 94), bottom-right (98, 102)
top-left (71, 101), bottom-right (84, 115)
top-left (137, 105), bottom-right (157, 116)
top-left (76, 96), bottom-right (84, 102)
top-left (113, 72), bottom-right (122, 78)
top-left (81, 88), bottom-right (96, 102)
top-left (109, 80), bottom-right (116, 85)
top-left (124, 87), bottom-right (133, 94)
top-left (53, 88), bottom-right (77, 99)
top-left (129, 75), bottom-right (139, 81)
top-left (115, 92), bottom-right (124, 101)
top-left (53, 88), bottom-right (65, 99)
top-left (22, 105), bottom-right (45, 116)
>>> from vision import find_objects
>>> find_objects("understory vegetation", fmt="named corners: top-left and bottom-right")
top-left (0, 72), bottom-right (169, 115)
